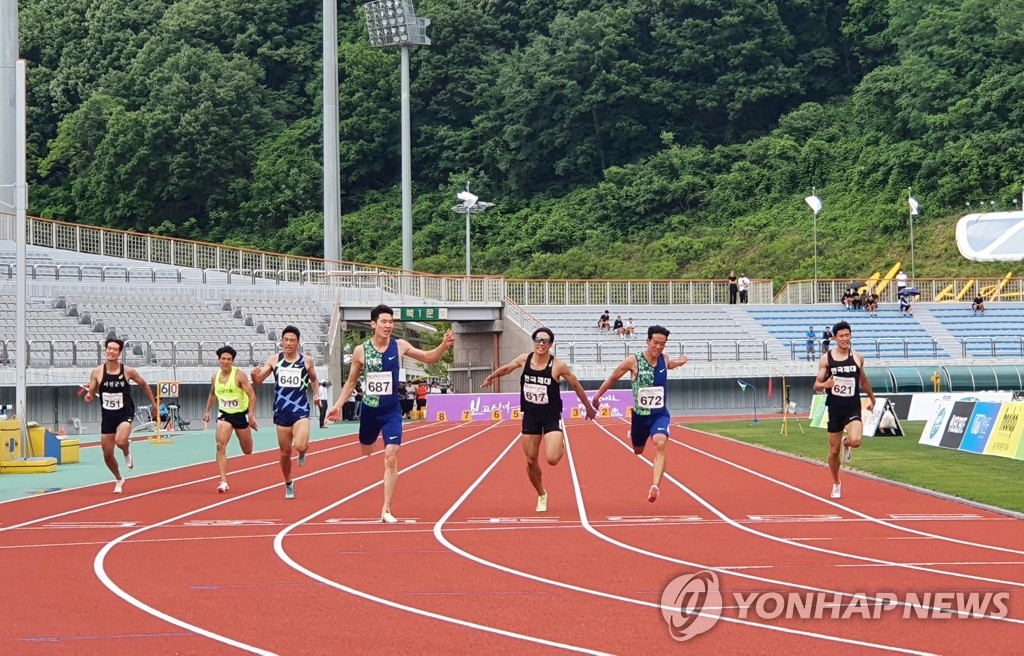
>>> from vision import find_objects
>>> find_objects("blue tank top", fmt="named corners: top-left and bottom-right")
top-left (272, 352), bottom-right (311, 415)
top-left (361, 338), bottom-right (400, 412)
top-left (632, 352), bottom-right (669, 417)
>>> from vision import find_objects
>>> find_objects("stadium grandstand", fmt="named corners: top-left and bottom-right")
top-left (2, 215), bottom-right (1024, 431)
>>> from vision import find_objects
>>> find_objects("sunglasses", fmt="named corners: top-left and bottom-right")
top-left (533, 337), bottom-right (552, 345)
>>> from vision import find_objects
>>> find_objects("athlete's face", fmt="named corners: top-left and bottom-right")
top-left (104, 342), bottom-right (122, 362)
top-left (834, 329), bottom-right (852, 349)
top-left (219, 353), bottom-right (234, 371)
top-left (646, 333), bottom-right (668, 357)
top-left (532, 332), bottom-right (553, 355)
top-left (281, 333), bottom-right (299, 354)
top-left (372, 313), bottom-right (395, 339)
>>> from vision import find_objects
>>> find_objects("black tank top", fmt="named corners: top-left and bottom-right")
top-left (99, 364), bottom-right (134, 415)
top-left (520, 353), bottom-right (562, 415)
top-left (825, 350), bottom-right (861, 407)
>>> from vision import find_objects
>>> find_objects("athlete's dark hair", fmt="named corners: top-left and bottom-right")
top-left (832, 320), bottom-right (852, 336)
top-left (647, 325), bottom-right (670, 340)
top-left (216, 345), bottom-right (237, 359)
top-left (531, 327), bottom-right (554, 342)
top-left (282, 325), bottom-right (301, 340)
top-left (104, 338), bottom-right (124, 352)
top-left (371, 304), bottom-right (394, 322)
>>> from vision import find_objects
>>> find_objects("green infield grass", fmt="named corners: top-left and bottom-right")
top-left (682, 419), bottom-right (1024, 514)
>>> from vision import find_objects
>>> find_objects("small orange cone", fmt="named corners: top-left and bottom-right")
top-left (59, 426), bottom-right (66, 436)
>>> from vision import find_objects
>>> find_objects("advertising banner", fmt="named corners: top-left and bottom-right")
top-left (425, 390), bottom-right (635, 422)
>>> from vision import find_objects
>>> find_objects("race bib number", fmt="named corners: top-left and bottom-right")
top-left (220, 397), bottom-right (241, 411)
top-left (637, 386), bottom-right (665, 410)
top-left (277, 370), bottom-right (301, 388)
top-left (101, 393), bottom-right (123, 411)
top-left (365, 371), bottom-right (392, 396)
top-left (523, 382), bottom-right (549, 405)
top-left (832, 376), bottom-right (856, 398)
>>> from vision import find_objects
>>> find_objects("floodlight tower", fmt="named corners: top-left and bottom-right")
top-left (364, 0), bottom-right (431, 274)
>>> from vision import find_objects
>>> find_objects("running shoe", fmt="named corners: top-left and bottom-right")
top-left (285, 481), bottom-right (295, 499)
top-left (298, 451), bottom-right (307, 467)
top-left (536, 492), bottom-right (548, 513)
top-left (648, 484), bottom-right (660, 503)
top-left (830, 483), bottom-right (842, 499)
top-left (843, 441), bottom-right (852, 463)
top-left (217, 481), bottom-right (230, 494)
top-left (381, 511), bottom-right (398, 524)
top-left (113, 479), bottom-right (124, 494)
top-left (124, 449), bottom-right (133, 470)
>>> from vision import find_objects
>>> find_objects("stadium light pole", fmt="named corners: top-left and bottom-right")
top-left (0, 0), bottom-right (17, 237)
top-left (323, 0), bottom-right (341, 267)
top-left (364, 0), bottom-right (431, 274)
top-left (451, 183), bottom-right (494, 276)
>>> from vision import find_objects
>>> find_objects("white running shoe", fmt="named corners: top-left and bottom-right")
top-left (381, 511), bottom-right (398, 524)
top-left (124, 449), bottom-right (133, 470)
top-left (843, 442), bottom-right (852, 463)
top-left (831, 483), bottom-right (842, 499)
top-left (217, 481), bottom-right (229, 494)
top-left (536, 492), bottom-right (548, 513)
top-left (113, 479), bottom-right (125, 494)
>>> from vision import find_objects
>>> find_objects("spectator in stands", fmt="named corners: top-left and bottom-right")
top-left (625, 318), bottom-right (636, 338)
top-left (613, 315), bottom-right (625, 338)
top-left (728, 271), bottom-right (738, 304)
top-left (899, 294), bottom-right (913, 317)
top-left (841, 289), bottom-right (853, 310)
top-left (805, 326), bottom-right (816, 361)
top-left (429, 381), bottom-right (442, 395)
top-left (597, 310), bottom-right (611, 331)
top-left (317, 381), bottom-right (330, 428)
top-left (896, 270), bottom-right (908, 292)
top-left (972, 295), bottom-right (985, 316)
top-left (738, 273), bottom-right (751, 303)
top-left (821, 326), bottom-right (833, 354)
top-left (866, 291), bottom-right (879, 317)
top-left (398, 381), bottom-right (414, 418)
top-left (858, 289), bottom-right (869, 311)
top-left (416, 381), bottom-right (428, 413)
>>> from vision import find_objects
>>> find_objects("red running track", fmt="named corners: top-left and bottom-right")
top-left (1, 418), bottom-right (1022, 655)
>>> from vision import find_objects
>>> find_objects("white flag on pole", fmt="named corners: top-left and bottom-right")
top-left (805, 195), bottom-right (822, 216)
top-left (908, 197), bottom-right (920, 216)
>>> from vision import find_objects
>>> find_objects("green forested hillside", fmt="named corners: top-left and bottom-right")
top-left (19, 0), bottom-right (1024, 281)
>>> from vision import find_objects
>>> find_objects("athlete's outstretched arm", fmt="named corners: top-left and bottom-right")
top-left (591, 357), bottom-right (637, 410)
top-left (667, 354), bottom-right (689, 369)
top-left (481, 353), bottom-right (527, 388)
top-left (401, 330), bottom-right (455, 364)
top-left (251, 354), bottom-right (277, 386)
top-left (126, 366), bottom-right (159, 409)
top-left (326, 345), bottom-right (365, 423)
top-left (556, 361), bottom-right (596, 420)
top-left (202, 373), bottom-right (218, 423)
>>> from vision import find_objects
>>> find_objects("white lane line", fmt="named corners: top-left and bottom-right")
top-left (584, 422), bottom-right (1024, 625)
top-left (430, 430), bottom-right (934, 654)
top-left (272, 423), bottom-right (609, 654)
top-left (90, 423), bottom-right (466, 655)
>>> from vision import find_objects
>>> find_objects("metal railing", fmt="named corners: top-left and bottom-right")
top-left (776, 278), bottom-right (1024, 305)
top-left (960, 337), bottom-right (1024, 358)
top-left (505, 279), bottom-right (774, 306)
top-left (551, 339), bottom-right (772, 365)
top-left (1, 339), bottom-right (328, 368)
top-left (786, 338), bottom-right (944, 360)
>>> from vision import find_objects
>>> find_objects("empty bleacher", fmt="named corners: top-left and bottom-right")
top-left (930, 305), bottom-right (1024, 358)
